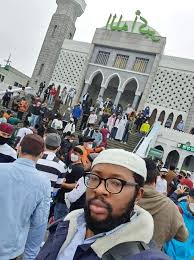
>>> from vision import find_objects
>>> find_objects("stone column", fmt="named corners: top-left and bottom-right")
top-left (171, 117), bottom-right (177, 129)
top-left (132, 92), bottom-right (141, 110)
top-left (177, 156), bottom-right (185, 170)
top-left (98, 86), bottom-right (106, 98)
top-left (114, 90), bottom-right (122, 106)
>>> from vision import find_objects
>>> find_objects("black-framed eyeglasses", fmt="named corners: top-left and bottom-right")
top-left (84, 173), bottom-right (138, 194)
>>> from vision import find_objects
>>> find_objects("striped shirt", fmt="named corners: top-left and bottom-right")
top-left (36, 151), bottom-right (67, 193)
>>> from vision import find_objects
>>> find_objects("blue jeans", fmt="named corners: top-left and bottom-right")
top-left (54, 202), bottom-right (69, 221)
top-left (122, 132), bottom-right (129, 143)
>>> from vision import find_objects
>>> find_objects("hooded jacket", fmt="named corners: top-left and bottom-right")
top-left (164, 201), bottom-right (194, 260)
top-left (36, 207), bottom-right (169, 260)
top-left (138, 185), bottom-right (188, 249)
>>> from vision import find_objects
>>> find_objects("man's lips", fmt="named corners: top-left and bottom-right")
top-left (89, 199), bottom-right (108, 214)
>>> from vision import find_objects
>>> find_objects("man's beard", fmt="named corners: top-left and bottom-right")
top-left (84, 194), bottom-right (137, 235)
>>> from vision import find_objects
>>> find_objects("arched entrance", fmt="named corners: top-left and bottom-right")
top-left (88, 72), bottom-right (103, 104)
top-left (173, 115), bottom-right (183, 130)
top-left (182, 155), bottom-right (194, 171)
top-left (149, 109), bottom-right (157, 126)
top-left (158, 111), bottom-right (165, 125)
top-left (120, 79), bottom-right (138, 109)
top-left (165, 113), bottom-right (174, 128)
top-left (103, 75), bottom-right (120, 104)
top-left (165, 150), bottom-right (180, 168)
top-left (155, 145), bottom-right (164, 152)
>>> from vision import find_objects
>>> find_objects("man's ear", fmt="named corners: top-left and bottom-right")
top-left (135, 187), bottom-right (144, 203)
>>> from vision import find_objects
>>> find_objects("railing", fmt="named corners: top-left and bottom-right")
top-left (158, 127), bottom-right (194, 145)
top-left (133, 122), bottom-right (161, 157)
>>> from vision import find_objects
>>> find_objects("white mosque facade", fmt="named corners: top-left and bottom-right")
top-left (30, 1), bottom-right (194, 171)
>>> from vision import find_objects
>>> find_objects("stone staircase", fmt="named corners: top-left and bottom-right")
top-left (107, 133), bottom-right (142, 152)
top-left (75, 118), bottom-right (142, 152)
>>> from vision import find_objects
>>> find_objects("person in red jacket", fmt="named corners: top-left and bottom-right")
top-left (48, 86), bottom-right (57, 105)
top-left (100, 125), bottom-right (110, 148)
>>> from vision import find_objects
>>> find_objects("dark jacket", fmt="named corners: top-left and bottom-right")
top-left (36, 208), bottom-right (170, 260)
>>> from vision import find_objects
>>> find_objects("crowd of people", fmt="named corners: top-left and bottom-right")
top-left (0, 85), bottom-right (193, 260)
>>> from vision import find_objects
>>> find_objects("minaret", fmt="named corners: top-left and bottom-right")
top-left (30, 0), bottom-right (86, 91)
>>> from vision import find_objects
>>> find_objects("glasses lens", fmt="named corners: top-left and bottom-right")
top-left (106, 178), bottom-right (123, 194)
top-left (85, 174), bottom-right (100, 189)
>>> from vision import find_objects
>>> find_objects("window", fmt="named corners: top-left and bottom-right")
top-left (95, 51), bottom-right (110, 66)
top-left (0, 74), bottom-right (5, 82)
top-left (14, 82), bottom-right (19, 87)
top-left (38, 64), bottom-right (44, 76)
top-left (52, 25), bottom-right (58, 37)
top-left (132, 57), bottom-right (149, 73)
top-left (113, 54), bottom-right (129, 69)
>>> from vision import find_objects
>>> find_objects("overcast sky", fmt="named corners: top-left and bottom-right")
top-left (1, 0), bottom-right (194, 77)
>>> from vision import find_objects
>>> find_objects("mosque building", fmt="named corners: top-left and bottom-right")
top-left (30, 0), bottom-right (194, 171)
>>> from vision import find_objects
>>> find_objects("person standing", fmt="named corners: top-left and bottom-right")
top-left (62, 107), bottom-right (72, 128)
top-left (17, 97), bottom-right (29, 120)
top-left (82, 124), bottom-right (95, 137)
top-left (122, 118), bottom-right (132, 144)
top-left (109, 115), bottom-right (121, 140)
top-left (79, 105), bottom-right (90, 130)
top-left (115, 115), bottom-right (128, 141)
top-left (88, 111), bottom-right (98, 125)
top-left (43, 87), bottom-right (50, 103)
top-left (61, 86), bottom-right (67, 103)
top-left (48, 86), bottom-right (57, 105)
top-left (92, 127), bottom-right (103, 148)
top-left (66, 88), bottom-right (76, 107)
top-left (107, 113), bottom-right (116, 133)
top-left (165, 165), bottom-right (177, 195)
top-left (14, 121), bottom-right (33, 149)
top-left (0, 123), bottom-right (17, 163)
top-left (51, 114), bottom-right (63, 131)
top-left (30, 101), bottom-right (42, 128)
top-left (140, 120), bottom-right (151, 135)
top-left (38, 81), bottom-right (46, 96)
top-left (72, 103), bottom-right (82, 127)
top-left (139, 158), bottom-right (188, 250)
top-left (53, 96), bottom-right (63, 112)
top-left (2, 86), bottom-right (13, 108)
top-left (100, 125), bottom-right (110, 148)
top-left (176, 120), bottom-right (185, 132)
top-left (0, 134), bottom-right (51, 260)
top-left (156, 168), bottom-right (168, 195)
top-left (63, 118), bottom-right (76, 135)
top-left (54, 146), bottom-right (84, 220)
top-left (36, 133), bottom-right (68, 220)
top-left (82, 92), bottom-right (90, 106)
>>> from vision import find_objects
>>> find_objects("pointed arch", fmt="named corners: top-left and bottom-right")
top-left (165, 113), bottom-right (174, 128)
top-left (165, 150), bottom-right (180, 168)
top-left (158, 111), bottom-right (166, 125)
top-left (121, 77), bottom-right (139, 93)
top-left (88, 70), bottom-right (105, 85)
top-left (104, 73), bottom-right (121, 89)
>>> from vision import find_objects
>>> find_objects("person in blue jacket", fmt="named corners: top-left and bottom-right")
top-left (164, 188), bottom-right (194, 260)
top-left (72, 103), bottom-right (82, 126)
